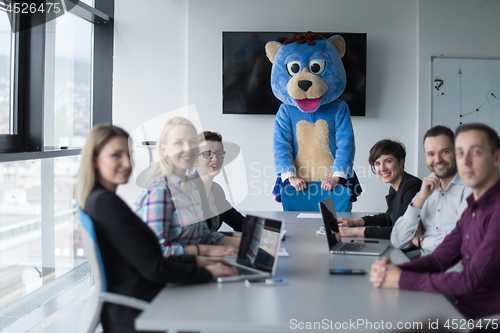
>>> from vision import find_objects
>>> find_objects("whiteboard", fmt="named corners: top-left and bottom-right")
top-left (431, 57), bottom-right (500, 133)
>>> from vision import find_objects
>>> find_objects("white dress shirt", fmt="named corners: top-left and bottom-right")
top-left (391, 173), bottom-right (472, 256)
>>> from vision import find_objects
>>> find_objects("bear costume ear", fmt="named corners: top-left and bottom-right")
top-left (265, 41), bottom-right (282, 63)
top-left (329, 35), bottom-right (346, 58)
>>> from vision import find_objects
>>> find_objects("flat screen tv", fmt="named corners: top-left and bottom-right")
top-left (223, 32), bottom-right (366, 116)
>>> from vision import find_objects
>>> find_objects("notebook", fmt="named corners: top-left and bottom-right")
top-left (217, 215), bottom-right (283, 283)
top-left (318, 197), bottom-right (388, 256)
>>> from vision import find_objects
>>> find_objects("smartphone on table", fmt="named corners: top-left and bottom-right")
top-left (329, 269), bottom-right (366, 275)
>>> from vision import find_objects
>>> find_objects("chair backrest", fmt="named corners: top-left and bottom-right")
top-left (78, 207), bottom-right (107, 292)
top-left (280, 182), bottom-right (352, 212)
top-left (77, 208), bottom-right (149, 333)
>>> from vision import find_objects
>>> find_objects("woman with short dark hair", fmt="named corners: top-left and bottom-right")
top-left (191, 130), bottom-right (245, 233)
top-left (337, 140), bottom-right (421, 239)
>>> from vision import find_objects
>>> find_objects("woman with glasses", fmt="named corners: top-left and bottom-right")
top-left (136, 117), bottom-right (241, 257)
top-left (191, 131), bottom-right (245, 232)
top-left (77, 124), bottom-right (235, 333)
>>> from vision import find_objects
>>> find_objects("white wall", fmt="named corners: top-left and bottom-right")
top-left (113, 0), bottom-right (500, 212)
top-left (113, 0), bottom-right (418, 212)
top-left (113, 0), bottom-right (190, 204)
top-left (187, 0), bottom-right (418, 212)
top-left (416, 0), bottom-right (500, 178)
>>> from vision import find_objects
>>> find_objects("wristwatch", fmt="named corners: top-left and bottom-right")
top-left (418, 235), bottom-right (426, 248)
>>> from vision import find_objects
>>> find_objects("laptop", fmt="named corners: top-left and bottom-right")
top-left (318, 197), bottom-right (388, 256)
top-left (217, 215), bottom-right (283, 283)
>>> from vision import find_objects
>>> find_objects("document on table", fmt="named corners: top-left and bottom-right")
top-left (278, 248), bottom-right (289, 257)
top-left (297, 213), bottom-right (322, 219)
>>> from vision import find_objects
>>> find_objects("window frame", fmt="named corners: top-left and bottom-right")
top-left (0, 0), bottom-right (113, 158)
top-left (0, 1), bottom-right (114, 330)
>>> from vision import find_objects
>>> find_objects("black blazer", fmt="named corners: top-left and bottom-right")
top-left (84, 184), bottom-right (211, 333)
top-left (191, 174), bottom-right (244, 232)
top-left (362, 172), bottom-right (422, 239)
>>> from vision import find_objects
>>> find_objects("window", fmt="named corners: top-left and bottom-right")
top-left (0, 1), bottom-right (114, 330)
top-left (44, 12), bottom-right (93, 148)
top-left (0, 11), bottom-right (12, 135)
top-left (79, 0), bottom-right (93, 7)
top-left (0, 156), bottom-right (83, 311)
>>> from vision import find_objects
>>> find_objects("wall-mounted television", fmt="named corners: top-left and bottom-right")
top-left (223, 32), bottom-right (366, 116)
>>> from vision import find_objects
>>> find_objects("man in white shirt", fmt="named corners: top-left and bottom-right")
top-left (391, 126), bottom-right (471, 258)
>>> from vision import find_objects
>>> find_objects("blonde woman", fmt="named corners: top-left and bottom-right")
top-left (77, 124), bottom-right (235, 333)
top-left (136, 117), bottom-right (240, 256)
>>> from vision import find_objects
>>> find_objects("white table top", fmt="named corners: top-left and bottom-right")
top-left (240, 210), bottom-right (380, 223)
top-left (135, 212), bottom-right (466, 332)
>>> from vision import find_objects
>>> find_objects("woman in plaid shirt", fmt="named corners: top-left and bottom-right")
top-left (136, 117), bottom-right (241, 257)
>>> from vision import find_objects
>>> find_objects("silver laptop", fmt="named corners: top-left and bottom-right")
top-left (217, 215), bottom-right (283, 283)
top-left (318, 197), bottom-right (388, 256)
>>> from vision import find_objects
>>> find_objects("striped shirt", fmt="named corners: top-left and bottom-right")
top-left (136, 174), bottom-right (225, 256)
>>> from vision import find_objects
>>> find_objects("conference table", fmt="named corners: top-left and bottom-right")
top-left (135, 211), bottom-right (466, 332)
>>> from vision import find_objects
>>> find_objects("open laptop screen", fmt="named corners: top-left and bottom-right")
top-left (237, 215), bottom-right (282, 273)
top-left (319, 198), bottom-right (341, 250)
top-left (319, 198), bottom-right (340, 234)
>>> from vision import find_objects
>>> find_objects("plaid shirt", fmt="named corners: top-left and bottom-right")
top-left (136, 174), bottom-right (225, 256)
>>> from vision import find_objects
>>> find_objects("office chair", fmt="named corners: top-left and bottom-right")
top-left (280, 181), bottom-right (352, 212)
top-left (77, 208), bottom-right (150, 333)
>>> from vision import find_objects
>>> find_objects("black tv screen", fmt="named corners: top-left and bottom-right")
top-left (222, 32), bottom-right (366, 116)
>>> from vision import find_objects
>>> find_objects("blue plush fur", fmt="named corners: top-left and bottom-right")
top-left (269, 38), bottom-right (346, 111)
top-left (266, 33), bottom-right (355, 182)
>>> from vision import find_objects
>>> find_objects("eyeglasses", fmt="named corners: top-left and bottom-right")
top-left (198, 150), bottom-right (226, 159)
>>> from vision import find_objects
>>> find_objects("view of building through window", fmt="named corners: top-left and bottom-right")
top-left (0, 0), bottom-right (112, 328)
top-left (0, 10), bottom-right (93, 313)
top-left (44, 13), bottom-right (92, 149)
top-left (0, 156), bottom-right (86, 311)
top-left (0, 13), bottom-right (12, 135)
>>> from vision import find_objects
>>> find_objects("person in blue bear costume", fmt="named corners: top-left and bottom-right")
top-left (266, 32), bottom-right (360, 202)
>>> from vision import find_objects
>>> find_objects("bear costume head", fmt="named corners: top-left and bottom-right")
top-left (265, 31), bottom-right (346, 113)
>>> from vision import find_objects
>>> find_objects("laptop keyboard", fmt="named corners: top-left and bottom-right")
top-left (336, 242), bottom-right (366, 252)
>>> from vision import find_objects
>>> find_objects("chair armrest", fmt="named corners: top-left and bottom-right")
top-left (100, 292), bottom-right (149, 311)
